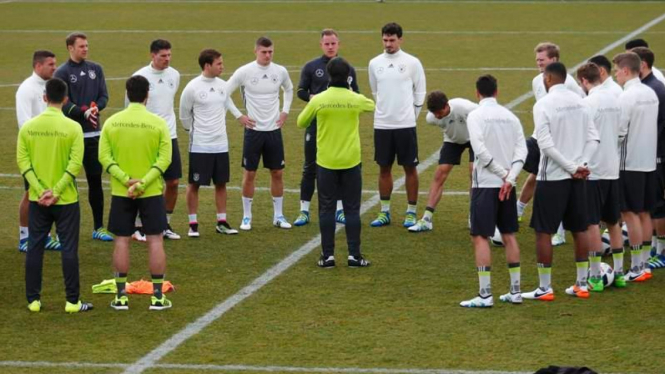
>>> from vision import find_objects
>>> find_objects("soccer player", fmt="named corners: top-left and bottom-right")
top-left (576, 63), bottom-right (625, 290)
top-left (18, 77), bottom-right (92, 313)
top-left (518, 42), bottom-right (585, 247)
top-left (54, 32), bottom-right (112, 242)
top-left (625, 39), bottom-right (665, 85)
top-left (179, 49), bottom-right (241, 237)
top-left (460, 75), bottom-right (527, 308)
top-left (588, 55), bottom-right (623, 98)
top-left (297, 57), bottom-right (375, 267)
top-left (293, 29), bottom-right (359, 227)
top-left (408, 91), bottom-right (477, 232)
top-left (226, 37), bottom-right (294, 231)
top-left (100, 75), bottom-right (173, 311)
top-left (130, 39), bottom-right (182, 241)
top-left (522, 62), bottom-right (599, 301)
top-left (368, 22), bottom-right (426, 228)
top-left (15, 50), bottom-right (60, 252)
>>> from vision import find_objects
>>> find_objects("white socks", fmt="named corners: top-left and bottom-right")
top-left (242, 196), bottom-right (253, 219)
top-left (272, 196), bottom-right (283, 219)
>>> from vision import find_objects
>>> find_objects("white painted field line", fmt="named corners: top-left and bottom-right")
top-left (5, 0), bottom-right (665, 4)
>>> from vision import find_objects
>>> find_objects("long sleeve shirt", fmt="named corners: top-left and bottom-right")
top-left (584, 84), bottom-right (622, 180)
top-left (602, 77), bottom-right (623, 98)
top-left (179, 75), bottom-right (242, 153)
top-left (618, 77), bottom-right (659, 172)
top-left (368, 49), bottom-right (426, 129)
top-left (129, 64), bottom-right (180, 139)
top-left (641, 72), bottom-right (665, 159)
top-left (467, 97), bottom-right (527, 188)
top-left (531, 72), bottom-right (585, 139)
top-left (425, 98), bottom-right (478, 144)
top-left (17, 107), bottom-right (84, 205)
top-left (297, 55), bottom-right (359, 103)
top-left (15, 72), bottom-right (47, 128)
top-left (226, 61), bottom-right (294, 132)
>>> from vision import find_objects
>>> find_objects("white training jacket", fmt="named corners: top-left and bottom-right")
top-left (130, 64), bottom-right (180, 139)
top-left (585, 84), bottom-right (622, 180)
top-left (425, 98), bottom-right (478, 144)
top-left (15, 72), bottom-right (47, 128)
top-left (618, 77), bottom-right (659, 172)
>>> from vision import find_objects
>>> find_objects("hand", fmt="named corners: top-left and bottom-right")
top-left (127, 178), bottom-right (142, 187)
top-left (127, 182), bottom-right (144, 199)
top-left (276, 112), bottom-right (288, 128)
top-left (499, 181), bottom-right (513, 202)
top-left (572, 166), bottom-right (590, 179)
top-left (38, 190), bottom-right (58, 207)
top-left (238, 115), bottom-right (256, 129)
top-left (84, 106), bottom-right (99, 128)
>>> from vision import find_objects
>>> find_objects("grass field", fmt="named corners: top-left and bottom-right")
top-left (1, 1), bottom-right (665, 374)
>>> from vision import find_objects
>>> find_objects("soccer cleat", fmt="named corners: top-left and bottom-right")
top-left (403, 212), bottom-right (417, 228)
top-left (149, 295), bottom-right (172, 311)
top-left (517, 215), bottom-right (523, 223)
top-left (27, 300), bottom-right (41, 313)
top-left (499, 292), bottom-right (522, 304)
top-left (317, 255), bottom-right (335, 268)
top-left (18, 238), bottom-right (28, 253)
top-left (614, 273), bottom-right (627, 288)
top-left (92, 227), bottom-right (113, 242)
top-left (408, 218), bottom-right (432, 233)
top-left (565, 285), bottom-right (590, 298)
top-left (348, 255), bottom-right (371, 267)
top-left (489, 227), bottom-right (504, 247)
top-left (522, 287), bottom-right (555, 301)
top-left (644, 268), bottom-right (653, 280)
top-left (624, 270), bottom-right (648, 282)
top-left (587, 277), bottom-right (604, 292)
top-left (132, 229), bottom-right (147, 242)
top-left (110, 295), bottom-right (129, 311)
top-left (188, 223), bottom-right (200, 238)
top-left (649, 254), bottom-right (665, 269)
top-left (293, 211), bottom-right (310, 227)
top-left (551, 233), bottom-right (566, 246)
top-left (370, 212), bottom-right (391, 227)
top-left (240, 217), bottom-right (252, 231)
top-left (273, 216), bottom-right (292, 229)
top-left (460, 295), bottom-right (493, 308)
top-left (163, 224), bottom-right (181, 240)
top-left (45, 235), bottom-right (62, 251)
top-left (65, 300), bottom-right (93, 314)
top-left (335, 210), bottom-right (346, 225)
top-left (216, 221), bottom-right (238, 235)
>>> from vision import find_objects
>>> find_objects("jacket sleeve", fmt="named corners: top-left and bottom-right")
top-left (350, 66), bottom-right (360, 93)
top-left (297, 63), bottom-right (312, 102)
top-left (95, 65), bottom-right (109, 110)
top-left (53, 127), bottom-right (84, 198)
top-left (15, 85), bottom-right (35, 128)
top-left (98, 123), bottom-right (130, 186)
top-left (506, 116), bottom-right (527, 185)
top-left (360, 94), bottom-right (375, 112)
top-left (137, 120), bottom-right (172, 191)
top-left (468, 112), bottom-right (508, 180)
top-left (179, 83), bottom-right (194, 131)
top-left (296, 98), bottom-right (317, 129)
top-left (412, 60), bottom-right (427, 119)
top-left (281, 68), bottom-right (294, 114)
top-left (16, 127), bottom-right (46, 196)
top-left (535, 104), bottom-right (577, 175)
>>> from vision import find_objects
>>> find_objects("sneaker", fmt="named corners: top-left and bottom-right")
top-left (370, 212), bottom-right (391, 227)
top-left (273, 216), bottom-right (292, 229)
top-left (588, 277), bottom-right (604, 292)
top-left (27, 300), bottom-right (41, 313)
top-left (216, 221), bottom-right (238, 235)
top-left (408, 218), bottom-right (432, 233)
top-left (499, 292), bottom-right (522, 304)
top-left (625, 270), bottom-right (648, 282)
top-left (92, 227), bottom-right (113, 242)
top-left (335, 210), bottom-right (346, 225)
top-left (644, 268), bottom-right (653, 280)
top-left (293, 211), bottom-right (310, 227)
top-left (565, 285), bottom-right (590, 298)
top-left (403, 212), bottom-right (417, 228)
top-left (163, 224), bottom-right (181, 240)
top-left (45, 235), bottom-right (62, 251)
top-left (614, 273), bottom-right (627, 288)
top-left (348, 255), bottom-right (371, 267)
top-left (188, 223), bottom-right (200, 238)
top-left (65, 300), bottom-right (93, 314)
top-left (18, 238), bottom-right (28, 253)
top-left (240, 217), bottom-right (252, 231)
top-left (522, 287), bottom-right (555, 301)
top-left (649, 254), bottom-right (665, 269)
top-left (149, 295), bottom-right (172, 311)
top-left (132, 229), bottom-right (147, 242)
top-left (460, 295), bottom-right (493, 308)
top-left (317, 255), bottom-right (335, 268)
top-left (110, 295), bottom-right (129, 311)
top-left (551, 233), bottom-right (566, 246)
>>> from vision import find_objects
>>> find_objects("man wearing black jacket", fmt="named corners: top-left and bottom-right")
top-left (55, 32), bottom-right (112, 242)
top-left (293, 29), bottom-right (359, 227)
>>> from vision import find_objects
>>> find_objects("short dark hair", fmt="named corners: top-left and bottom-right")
top-left (426, 90), bottom-right (449, 112)
top-left (631, 47), bottom-right (655, 69)
top-left (625, 38), bottom-right (648, 50)
top-left (544, 62), bottom-right (567, 83)
top-left (126, 75), bottom-right (150, 103)
top-left (327, 57), bottom-right (351, 86)
top-left (45, 78), bottom-right (68, 104)
top-left (198, 48), bottom-right (221, 70)
top-left (256, 36), bottom-right (273, 48)
top-left (613, 52), bottom-right (641, 74)
top-left (381, 22), bottom-right (403, 38)
top-left (588, 55), bottom-right (612, 75)
top-left (476, 75), bottom-right (498, 97)
top-left (150, 39), bottom-right (172, 54)
top-left (65, 32), bottom-right (87, 47)
top-left (32, 50), bottom-right (55, 68)
top-left (576, 63), bottom-right (601, 84)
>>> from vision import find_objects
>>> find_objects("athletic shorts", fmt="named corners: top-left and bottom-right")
top-left (439, 141), bottom-right (474, 165)
top-left (522, 137), bottom-right (540, 175)
top-left (374, 128), bottom-right (419, 167)
top-left (619, 170), bottom-right (657, 213)
top-left (587, 179), bottom-right (621, 226)
top-left (531, 179), bottom-right (588, 234)
top-left (470, 188), bottom-right (518, 237)
top-left (651, 163), bottom-right (665, 219)
top-left (108, 195), bottom-right (166, 236)
top-left (189, 152), bottom-right (230, 185)
top-left (83, 136), bottom-right (103, 177)
top-left (242, 128), bottom-right (285, 171)
top-left (163, 138), bottom-right (182, 181)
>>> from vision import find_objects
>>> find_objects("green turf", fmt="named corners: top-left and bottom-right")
top-left (1, 1), bottom-right (665, 374)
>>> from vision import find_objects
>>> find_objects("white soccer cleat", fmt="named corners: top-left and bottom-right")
top-left (164, 225), bottom-right (181, 240)
top-left (132, 230), bottom-right (147, 242)
top-left (240, 217), bottom-right (252, 231)
top-left (522, 287), bottom-right (555, 301)
top-left (551, 232), bottom-right (566, 246)
top-left (408, 218), bottom-right (432, 232)
top-left (499, 292), bottom-right (523, 304)
top-left (460, 295), bottom-right (493, 308)
top-left (273, 216), bottom-right (292, 229)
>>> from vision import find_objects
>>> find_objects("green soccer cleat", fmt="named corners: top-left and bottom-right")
top-left (588, 277), bottom-right (604, 292)
top-left (614, 273), bottom-right (627, 288)
top-left (370, 212), bottom-right (391, 227)
top-left (110, 295), bottom-right (129, 311)
top-left (293, 211), bottom-right (310, 227)
top-left (65, 300), bottom-right (93, 314)
top-left (403, 212), bottom-right (417, 228)
top-left (27, 300), bottom-right (41, 313)
top-left (335, 210), bottom-right (346, 225)
top-left (408, 218), bottom-right (432, 233)
top-left (149, 295), bottom-right (172, 311)
top-left (92, 227), bottom-right (113, 242)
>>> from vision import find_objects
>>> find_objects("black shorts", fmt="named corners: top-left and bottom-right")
top-left (522, 137), bottom-right (540, 175)
top-left (531, 179), bottom-right (588, 234)
top-left (651, 163), bottom-right (665, 218)
top-left (587, 179), bottom-right (621, 226)
top-left (439, 141), bottom-right (474, 165)
top-left (242, 128), bottom-right (285, 171)
top-left (83, 136), bottom-right (103, 176)
top-left (470, 188), bottom-right (518, 237)
top-left (374, 128), bottom-right (419, 167)
top-left (189, 152), bottom-right (230, 185)
top-left (163, 138), bottom-right (182, 181)
top-left (619, 170), bottom-right (657, 213)
top-left (108, 195), bottom-right (166, 236)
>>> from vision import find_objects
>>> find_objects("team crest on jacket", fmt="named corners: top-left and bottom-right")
top-left (377, 67), bottom-right (384, 74)
top-left (69, 74), bottom-right (77, 83)
top-left (398, 65), bottom-right (406, 73)
top-left (88, 70), bottom-right (97, 79)
top-left (271, 74), bottom-right (279, 84)
top-left (315, 69), bottom-right (325, 78)
top-left (199, 91), bottom-right (208, 100)
top-left (149, 83), bottom-right (155, 91)
top-left (167, 79), bottom-right (175, 89)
